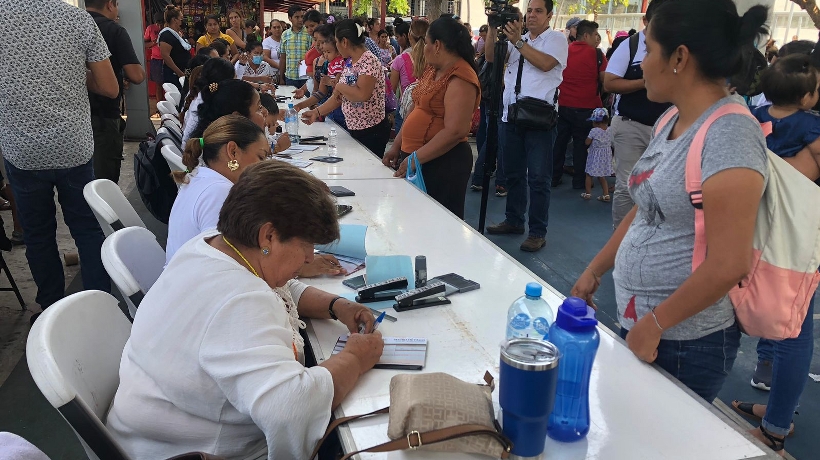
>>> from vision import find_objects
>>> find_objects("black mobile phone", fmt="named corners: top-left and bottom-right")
top-left (430, 273), bottom-right (480, 295)
top-left (329, 185), bottom-right (355, 197)
top-left (342, 275), bottom-right (366, 290)
top-left (336, 204), bottom-right (352, 217)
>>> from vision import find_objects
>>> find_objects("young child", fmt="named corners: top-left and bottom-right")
top-left (259, 92), bottom-right (290, 154)
top-left (582, 108), bottom-right (614, 202)
top-left (753, 53), bottom-right (820, 180)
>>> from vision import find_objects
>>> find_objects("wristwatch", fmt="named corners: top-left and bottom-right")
top-left (515, 39), bottom-right (525, 50)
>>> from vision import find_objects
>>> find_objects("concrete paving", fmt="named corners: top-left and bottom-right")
top-left (0, 140), bottom-right (816, 459)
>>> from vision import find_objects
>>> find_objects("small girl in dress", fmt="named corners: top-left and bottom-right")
top-left (582, 108), bottom-right (614, 202)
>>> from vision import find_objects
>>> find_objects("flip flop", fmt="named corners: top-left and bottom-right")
top-left (732, 400), bottom-right (794, 436)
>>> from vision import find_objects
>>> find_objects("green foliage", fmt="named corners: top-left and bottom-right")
top-left (565, 0), bottom-right (629, 15)
top-left (389, 0), bottom-right (410, 15)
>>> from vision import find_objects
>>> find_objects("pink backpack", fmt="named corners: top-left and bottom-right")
top-left (656, 103), bottom-right (820, 339)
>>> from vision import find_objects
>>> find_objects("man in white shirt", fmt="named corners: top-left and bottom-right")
top-left (485, 0), bottom-right (568, 252)
top-left (603, 0), bottom-right (671, 228)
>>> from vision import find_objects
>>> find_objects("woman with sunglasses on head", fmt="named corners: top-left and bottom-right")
top-left (301, 19), bottom-right (390, 157)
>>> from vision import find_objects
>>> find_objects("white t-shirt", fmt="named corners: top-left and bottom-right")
top-left (181, 93), bottom-right (203, 147)
top-left (502, 28), bottom-right (568, 122)
top-left (107, 230), bottom-right (330, 460)
top-left (235, 61), bottom-right (276, 81)
top-left (165, 166), bottom-right (233, 264)
top-left (604, 31), bottom-right (646, 115)
top-left (262, 37), bottom-right (280, 66)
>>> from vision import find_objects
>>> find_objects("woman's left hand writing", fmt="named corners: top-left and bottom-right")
top-left (625, 314), bottom-right (662, 363)
top-left (335, 301), bottom-right (376, 334)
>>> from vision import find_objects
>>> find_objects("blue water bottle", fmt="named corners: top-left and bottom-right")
top-left (547, 297), bottom-right (599, 442)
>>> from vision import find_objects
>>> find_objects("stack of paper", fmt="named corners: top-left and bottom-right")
top-left (316, 224), bottom-right (367, 274)
top-left (333, 336), bottom-right (428, 370)
top-left (272, 156), bottom-right (313, 168)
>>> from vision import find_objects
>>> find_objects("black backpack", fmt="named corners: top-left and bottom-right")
top-left (134, 133), bottom-right (178, 224)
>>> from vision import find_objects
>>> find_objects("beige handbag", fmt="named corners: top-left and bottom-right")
top-left (311, 372), bottom-right (512, 459)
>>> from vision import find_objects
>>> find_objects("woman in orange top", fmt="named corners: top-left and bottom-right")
top-left (383, 16), bottom-right (480, 219)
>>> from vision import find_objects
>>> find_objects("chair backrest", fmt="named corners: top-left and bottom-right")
top-left (27, 290), bottom-right (133, 460)
top-left (157, 100), bottom-right (178, 117)
top-left (163, 122), bottom-right (184, 142)
top-left (102, 227), bottom-right (166, 318)
top-left (161, 145), bottom-right (187, 172)
top-left (161, 114), bottom-right (182, 131)
top-left (162, 82), bottom-right (180, 96)
top-left (166, 91), bottom-right (181, 107)
top-left (157, 127), bottom-right (169, 137)
top-left (83, 179), bottom-right (146, 237)
top-left (178, 76), bottom-right (186, 88)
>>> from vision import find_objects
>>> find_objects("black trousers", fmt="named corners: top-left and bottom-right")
top-left (403, 142), bottom-right (473, 219)
top-left (91, 116), bottom-right (126, 183)
top-left (553, 106), bottom-right (594, 188)
top-left (349, 117), bottom-right (391, 158)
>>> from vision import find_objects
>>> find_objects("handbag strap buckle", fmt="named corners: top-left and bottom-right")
top-left (407, 431), bottom-right (423, 450)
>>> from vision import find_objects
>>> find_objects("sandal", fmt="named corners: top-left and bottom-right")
top-left (732, 401), bottom-right (795, 436)
top-left (580, 193), bottom-right (591, 200)
top-left (758, 425), bottom-right (786, 453)
top-left (597, 195), bottom-right (611, 203)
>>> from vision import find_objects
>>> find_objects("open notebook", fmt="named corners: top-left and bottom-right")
top-left (332, 336), bottom-right (428, 370)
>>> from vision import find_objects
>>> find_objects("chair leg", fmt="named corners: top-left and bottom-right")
top-left (0, 252), bottom-right (26, 310)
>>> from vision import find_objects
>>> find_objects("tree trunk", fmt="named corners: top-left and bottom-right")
top-left (791, 0), bottom-right (820, 29)
top-left (426, 0), bottom-right (445, 21)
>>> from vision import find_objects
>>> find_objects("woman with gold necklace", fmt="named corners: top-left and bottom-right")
top-left (107, 157), bottom-right (384, 459)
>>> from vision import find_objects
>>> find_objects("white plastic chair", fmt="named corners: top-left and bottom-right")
top-left (161, 144), bottom-right (186, 173)
top-left (83, 179), bottom-right (146, 237)
top-left (161, 114), bottom-right (182, 131)
top-left (165, 90), bottom-right (181, 107)
top-left (102, 227), bottom-right (166, 319)
top-left (27, 290), bottom-right (133, 460)
top-left (157, 100), bottom-right (178, 117)
top-left (162, 122), bottom-right (184, 143)
top-left (162, 82), bottom-right (180, 97)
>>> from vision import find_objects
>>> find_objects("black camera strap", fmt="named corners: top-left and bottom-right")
top-left (512, 38), bottom-right (558, 104)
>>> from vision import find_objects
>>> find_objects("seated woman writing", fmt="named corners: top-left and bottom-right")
top-left (106, 160), bottom-right (385, 459)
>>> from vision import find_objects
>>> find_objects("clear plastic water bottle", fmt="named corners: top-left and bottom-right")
top-left (327, 127), bottom-right (338, 157)
top-left (506, 283), bottom-right (556, 341)
top-left (547, 297), bottom-right (600, 442)
top-left (285, 99), bottom-right (299, 143)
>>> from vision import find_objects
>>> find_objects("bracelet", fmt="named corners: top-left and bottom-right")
top-left (328, 296), bottom-right (343, 320)
top-left (316, 107), bottom-right (322, 117)
top-left (585, 266), bottom-right (602, 283)
top-left (650, 310), bottom-right (664, 331)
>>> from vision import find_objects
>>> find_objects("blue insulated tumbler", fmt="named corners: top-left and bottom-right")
top-left (499, 338), bottom-right (561, 458)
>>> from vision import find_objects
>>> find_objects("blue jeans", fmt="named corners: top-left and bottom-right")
top-left (4, 159), bottom-right (110, 308)
top-left (756, 298), bottom-right (815, 436)
top-left (620, 323), bottom-right (741, 402)
top-left (502, 122), bottom-right (556, 238)
top-left (471, 116), bottom-right (507, 188)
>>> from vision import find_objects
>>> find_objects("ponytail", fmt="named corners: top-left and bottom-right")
top-left (174, 114), bottom-right (265, 184)
top-left (737, 5), bottom-right (769, 46)
top-left (409, 19), bottom-right (429, 79)
top-left (335, 19), bottom-right (367, 47)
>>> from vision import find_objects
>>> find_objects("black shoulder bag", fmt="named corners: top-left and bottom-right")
top-left (507, 48), bottom-right (558, 131)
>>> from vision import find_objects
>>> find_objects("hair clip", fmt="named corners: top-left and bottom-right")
top-left (209, 82), bottom-right (218, 92)
top-left (356, 23), bottom-right (364, 37)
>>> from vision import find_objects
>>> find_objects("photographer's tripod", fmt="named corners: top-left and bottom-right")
top-left (477, 30), bottom-right (509, 234)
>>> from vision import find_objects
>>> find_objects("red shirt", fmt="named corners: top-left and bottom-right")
top-left (144, 24), bottom-right (162, 60)
top-left (558, 41), bottom-right (607, 109)
top-left (305, 45), bottom-right (322, 75)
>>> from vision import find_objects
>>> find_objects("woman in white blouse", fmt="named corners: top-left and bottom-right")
top-left (262, 19), bottom-right (283, 71)
top-left (235, 40), bottom-right (278, 84)
top-left (167, 114), bottom-right (333, 278)
top-left (106, 159), bottom-right (385, 460)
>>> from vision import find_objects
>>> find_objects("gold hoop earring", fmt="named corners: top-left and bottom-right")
top-left (228, 159), bottom-right (239, 171)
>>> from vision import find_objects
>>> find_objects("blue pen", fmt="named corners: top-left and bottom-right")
top-left (358, 311), bottom-right (386, 334)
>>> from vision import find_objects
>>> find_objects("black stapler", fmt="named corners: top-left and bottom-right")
top-left (355, 277), bottom-right (409, 303)
top-left (393, 281), bottom-right (451, 312)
